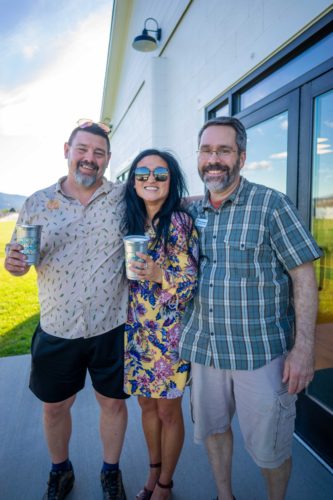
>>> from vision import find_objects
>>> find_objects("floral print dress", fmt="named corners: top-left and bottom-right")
top-left (124, 212), bottom-right (199, 399)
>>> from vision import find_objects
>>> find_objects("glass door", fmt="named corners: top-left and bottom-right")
top-left (239, 90), bottom-right (299, 202)
top-left (243, 111), bottom-right (288, 194)
top-left (240, 80), bottom-right (333, 469)
top-left (296, 70), bottom-right (333, 470)
top-left (309, 88), bottom-right (333, 407)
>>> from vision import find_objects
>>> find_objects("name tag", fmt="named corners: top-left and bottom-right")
top-left (195, 217), bottom-right (208, 228)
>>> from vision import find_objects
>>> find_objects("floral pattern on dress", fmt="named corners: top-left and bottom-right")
top-left (124, 212), bottom-right (199, 399)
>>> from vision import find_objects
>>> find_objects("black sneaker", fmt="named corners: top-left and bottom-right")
top-left (43, 467), bottom-right (75, 500)
top-left (101, 470), bottom-right (127, 500)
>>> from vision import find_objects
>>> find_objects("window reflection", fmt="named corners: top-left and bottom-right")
top-left (309, 89), bottom-right (333, 412)
top-left (240, 32), bottom-right (333, 110)
top-left (215, 103), bottom-right (229, 117)
top-left (117, 170), bottom-right (129, 182)
top-left (244, 112), bottom-right (288, 194)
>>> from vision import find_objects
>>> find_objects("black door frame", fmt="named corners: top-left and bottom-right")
top-left (296, 69), bottom-right (333, 470)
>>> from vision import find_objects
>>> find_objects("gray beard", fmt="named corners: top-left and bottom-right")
top-left (75, 168), bottom-right (98, 187)
top-left (204, 176), bottom-right (230, 192)
top-left (202, 159), bottom-right (241, 194)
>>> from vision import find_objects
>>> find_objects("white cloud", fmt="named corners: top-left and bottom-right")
top-left (317, 143), bottom-right (332, 155)
top-left (0, 3), bottom-right (112, 195)
top-left (243, 160), bottom-right (272, 171)
top-left (279, 119), bottom-right (288, 130)
top-left (270, 151), bottom-right (287, 159)
top-left (317, 148), bottom-right (333, 155)
top-left (22, 44), bottom-right (39, 59)
top-left (1, 7), bottom-right (110, 134)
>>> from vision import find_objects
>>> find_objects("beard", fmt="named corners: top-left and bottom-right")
top-left (199, 157), bottom-right (241, 193)
top-left (75, 161), bottom-right (99, 187)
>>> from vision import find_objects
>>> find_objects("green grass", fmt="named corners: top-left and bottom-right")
top-left (313, 217), bottom-right (333, 323)
top-left (0, 220), bottom-right (39, 357)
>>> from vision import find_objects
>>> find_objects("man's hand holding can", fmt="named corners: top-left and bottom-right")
top-left (4, 243), bottom-right (31, 276)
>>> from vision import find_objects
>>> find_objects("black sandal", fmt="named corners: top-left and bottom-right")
top-left (136, 463), bottom-right (162, 500)
top-left (157, 479), bottom-right (174, 492)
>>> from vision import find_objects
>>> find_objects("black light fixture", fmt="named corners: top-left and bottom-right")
top-left (132, 17), bottom-right (162, 52)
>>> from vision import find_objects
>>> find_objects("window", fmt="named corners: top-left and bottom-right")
top-left (207, 13), bottom-right (333, 119)
top-left (240, 31), bottom-right (333, 110)
top-left (209, 100), bottom-right (229, 118)
top-left (116, 170), bottom-right (129, 182)
top-left (244, 112), bottom-right (288, 193)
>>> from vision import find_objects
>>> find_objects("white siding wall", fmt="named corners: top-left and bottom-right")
top-left (108, 0), bottom-right (332, 193)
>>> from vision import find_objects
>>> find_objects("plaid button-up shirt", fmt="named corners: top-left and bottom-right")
top-left (179, 177), bottom-right (322, 370)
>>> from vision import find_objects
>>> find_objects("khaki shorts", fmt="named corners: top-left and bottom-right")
top-left (190, 356), bottom-right (297, 468)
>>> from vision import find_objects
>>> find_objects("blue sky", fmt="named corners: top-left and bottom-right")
top-left (0, 0), bottom-right (113, 196)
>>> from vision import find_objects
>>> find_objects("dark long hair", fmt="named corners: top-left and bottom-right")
top-left (124, 149), bottom-right (190, 251)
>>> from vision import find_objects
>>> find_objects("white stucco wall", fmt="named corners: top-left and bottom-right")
top-left (106, 0), bottom-right (332, 194)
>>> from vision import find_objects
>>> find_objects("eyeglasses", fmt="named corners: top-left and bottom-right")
top-left (134, 166), bottom-right (169, 182)
top-left (197, 147), bottom-right (237, 159)
top-left (77, 118), bottom-right (111, 135)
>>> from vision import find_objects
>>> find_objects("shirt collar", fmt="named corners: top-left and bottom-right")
top-left (55, 176), bottom-right (113, 199)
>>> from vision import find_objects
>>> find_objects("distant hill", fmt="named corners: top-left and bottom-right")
top-left (0, 192), bottom-right (27, 211)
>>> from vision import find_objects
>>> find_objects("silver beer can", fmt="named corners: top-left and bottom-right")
top-left (15, 224), bottom-right (42, 265)
top-left (123, 235), bottom-right (149, 280)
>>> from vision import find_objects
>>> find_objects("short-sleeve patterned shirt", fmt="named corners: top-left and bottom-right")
top-left (179, 177), bottom-right (322, 370)
top-left (13, 177), bottom-right (128, 339)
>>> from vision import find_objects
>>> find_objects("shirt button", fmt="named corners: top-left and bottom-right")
top-left (210, 332), bottom-right (214, 336)
top-left (209, 308), bottom-right (213, 312)
top-left (240, 243), bottom-right (245, 249)
top-left (210, 283), bottom-right (213, 287)
top-left (213, 260), bottom-right (217, 264)
top-left (213, 235), bottom-right (217, 238)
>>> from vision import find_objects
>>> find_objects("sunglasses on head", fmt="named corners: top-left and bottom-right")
top-left (77, 118), bottom-right (111, 135)
top-left (134, 166), bottom-right (169, 182)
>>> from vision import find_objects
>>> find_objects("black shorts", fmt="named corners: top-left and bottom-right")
top-left (29, 323), bottom-right (130, 403)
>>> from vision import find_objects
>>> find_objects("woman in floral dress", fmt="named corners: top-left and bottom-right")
top-left (124, 149), bottom-right (198, 500)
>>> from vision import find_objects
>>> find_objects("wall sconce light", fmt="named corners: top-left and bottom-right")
top-left (132, 17), bottom-right (162, 52)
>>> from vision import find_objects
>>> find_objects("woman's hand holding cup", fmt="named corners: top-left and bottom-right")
top-left (130, 252), bottom-right (163, 283)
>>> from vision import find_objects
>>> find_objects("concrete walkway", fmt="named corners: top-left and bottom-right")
top-left (0, 354), bottom-right (332, 500)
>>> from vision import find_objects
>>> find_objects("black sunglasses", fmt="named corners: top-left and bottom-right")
top-left (134, 166), bottom-right (169, 182)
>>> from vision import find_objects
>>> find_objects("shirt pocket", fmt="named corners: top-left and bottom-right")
top-left (223, 238), bottom-right (261, 279)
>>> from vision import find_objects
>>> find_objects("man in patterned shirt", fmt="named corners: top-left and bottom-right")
top-left (5, 122), bottom-right (128, 500)
top-left (179, 116), bottom-right (321, 500)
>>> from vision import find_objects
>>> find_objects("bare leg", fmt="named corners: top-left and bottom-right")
top-left (95, 391), bottom-right (127, 464)
top-left (151, 397), bottom-right (184, 500)
top-left (261, 457), bottom-right (292, 500)
top-left (205, 429), bottom-right (233, 500)
top-left (138, 397), bottom-right (162, 491)
top-left (43, 395), bottom-right (76, 463)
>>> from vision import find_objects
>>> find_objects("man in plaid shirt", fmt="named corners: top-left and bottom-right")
top-left (179, 117), bottom-right (321, 500)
